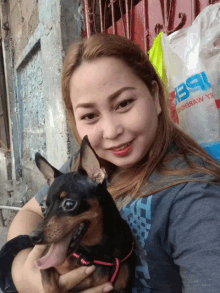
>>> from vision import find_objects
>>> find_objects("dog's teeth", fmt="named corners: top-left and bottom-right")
top-left (79, 223), bottom-right (84, 229)
top-left (78, 223), bottom-right (84, 233)
top-left (71, 223), bottom-right (85, 245)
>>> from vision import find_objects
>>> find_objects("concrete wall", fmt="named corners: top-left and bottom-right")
top-left (0, 149), bottom-right (7, 209)
top-left (0, 93), bottom-right (7, 149)
top-left (9, 0), bottom-right (39, 61)
top-left (0, 149), bottom-right (8, 186)
top-left (1, 0), bottom-right (84, 198)
top-left (60, 0), bottom-right (84, 157)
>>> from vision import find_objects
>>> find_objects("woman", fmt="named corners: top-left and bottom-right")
top-left (6, 33), bottom-right (220, 292)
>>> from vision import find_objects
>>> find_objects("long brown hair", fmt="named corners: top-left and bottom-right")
top-left (62, 33), bottom-right (220, 206)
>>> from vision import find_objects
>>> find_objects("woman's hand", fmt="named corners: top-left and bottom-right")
top-left (14, 244), bottom-right (113, 293)
top-left (58, 265), bottom-right (114, 293)
top-left (12, 245), bottom-right (46, 293)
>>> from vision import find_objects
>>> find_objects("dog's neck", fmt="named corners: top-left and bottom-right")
top-left (77, 185), bottom-right (133, 261)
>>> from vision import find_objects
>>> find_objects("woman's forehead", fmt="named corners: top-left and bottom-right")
top-left (70, 57), bottom-right (132, 85)
top-left (69, 57), bottom-right (141, 104)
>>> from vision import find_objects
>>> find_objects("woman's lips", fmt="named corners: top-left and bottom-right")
top-left (111, 141), bottom-right (132, 157)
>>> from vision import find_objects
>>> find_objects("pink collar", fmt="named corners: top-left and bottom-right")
top-left (72, 242), bottom-right (134, 283)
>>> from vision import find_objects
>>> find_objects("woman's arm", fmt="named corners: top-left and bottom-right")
top-left (7, 197), bottom-right (44, 241)
top-left (169, 181), bottom-right (220, 292)
top-left (8, 198), bottom-right (113, 292)
top-left (7, 197), bottom-right (45, 292)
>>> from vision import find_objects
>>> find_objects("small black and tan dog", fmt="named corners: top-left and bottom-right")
top-left (29, 135), bottom-right (136, 293)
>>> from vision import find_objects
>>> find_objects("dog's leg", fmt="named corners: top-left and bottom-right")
top-left (41, 268), bottom-right (60, 293)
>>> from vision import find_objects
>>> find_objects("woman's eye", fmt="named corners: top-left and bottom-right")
top-left (81, 113), bottom-right (96, 120)
top-left (117, 99), bottom-right (133, 110)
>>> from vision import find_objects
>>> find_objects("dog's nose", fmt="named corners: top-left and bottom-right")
top-left (29, 230), bottom-right (44, 244)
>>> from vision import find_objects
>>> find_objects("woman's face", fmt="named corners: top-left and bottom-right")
top-left (70, 57), bottom-right (161, 169)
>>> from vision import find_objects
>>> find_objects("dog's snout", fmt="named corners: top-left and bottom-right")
top-left (29, 230), bottom-right (44, 244)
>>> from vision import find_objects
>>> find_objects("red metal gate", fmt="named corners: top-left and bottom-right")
top-left (82, 0), bottom-right (220, 52)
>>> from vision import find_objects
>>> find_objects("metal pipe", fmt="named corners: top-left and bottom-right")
top-left (119, 0), bottom-right (126, 37)
top-left (125, 0), bottom-right (130, 39)
top-left (0, 206), bottom-right (21, 226)
top-left (0, 210), bottom-right (5, 226)
top-left (143, 0), bottom-right (148, 52)
top-left (83, 0), bottom-right (92, 38)
top-left (191, 0), bottom-right (196, 23)
top-left (99, 0), bottom-right (104, 32)
top-left (0, 43), bottom-right (10, 150)
top-left (110, 0), bottom-right (116, 35)
top-left (130, 0), bottom-right (133, 40)
top-left (92, 0), bottom-right (97, 33)
top-left (0, 206), bottom-right (21, 211)
top-left (163, 0), bottom-right (168, 30)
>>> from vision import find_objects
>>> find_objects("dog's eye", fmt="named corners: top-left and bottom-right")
top-left (62, 199), bottom-right (77, 211)
top-left (40, 200), bottom-right (48, 217)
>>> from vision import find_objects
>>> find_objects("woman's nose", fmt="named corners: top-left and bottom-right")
top-left (102, 116), bottom-right (123, 139)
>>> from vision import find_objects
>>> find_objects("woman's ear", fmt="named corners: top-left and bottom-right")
top-left (152, 81), bottom-right (162, 115)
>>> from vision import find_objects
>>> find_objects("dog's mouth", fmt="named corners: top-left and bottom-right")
top-left (69, 220), bottom-right (90, 252)
top-left (34, 220), bottom-right (90, 270)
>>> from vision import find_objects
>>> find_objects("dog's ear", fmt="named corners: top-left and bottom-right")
top-left (35, 153), bottom-right (63, 185)
top-left (78, 135), bottom-right (107, 185)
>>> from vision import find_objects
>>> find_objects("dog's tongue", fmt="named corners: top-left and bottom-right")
top-left (34, 234), bottom-right (72, 270)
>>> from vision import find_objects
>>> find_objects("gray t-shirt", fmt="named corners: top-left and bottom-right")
top-left (119, 157), bottom-right (220, 292)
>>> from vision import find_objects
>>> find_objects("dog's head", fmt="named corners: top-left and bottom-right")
top-left (30, 136), bottom-right (111, 269)
top-left (35, 135), bottom-right (108, 220)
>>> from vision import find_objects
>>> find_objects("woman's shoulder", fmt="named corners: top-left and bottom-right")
top-left (172, 152), bottom-right (208, 167)
top-left (163, 140), bottom-right (219, 179)
top-left (59, 148), bottom-right (80, 173)
top-left (148, 152), bottom-right (215, 188)
top-left (150, 151), bottom-right (220, 210)
top-left (166, 142), bottom-right (210, 170)
top-left (134, 148), bottom-right (220, 209)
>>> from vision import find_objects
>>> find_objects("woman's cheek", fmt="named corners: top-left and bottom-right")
top-left (75, 120), bottom-right (87, 138)
top-left (76, 122), bottom-right (101, 153)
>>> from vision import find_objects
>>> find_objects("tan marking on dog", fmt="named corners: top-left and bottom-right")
top-left (55, 258), bottom-right (94, 290)
top-left (37, 197), bottom-right (131, 292)
top-left (55, 258), bottom-right (79, 275)
top-left (35, 199), bottom-right (102, 244)
top-left (90, 268), bottom-right (109, 286)
top-left (60, 191), bottom-right (67, 199)
top-left (81, 199), bottom-right (103, 246)
top-left (73, 276), bottom-right (94, 291)
top-left (45, 257), bottom-right (129, 292)
top-left (41, 268), bottom-right (60, 293)
top-left (114, 263), bottom-right (130, 290)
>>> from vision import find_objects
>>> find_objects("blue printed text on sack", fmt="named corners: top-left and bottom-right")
top-left (175, 71), bottom-right (211, 104)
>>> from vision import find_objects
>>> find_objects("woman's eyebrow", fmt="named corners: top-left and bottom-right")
top-left (75, 86), bottom-right (135, 110)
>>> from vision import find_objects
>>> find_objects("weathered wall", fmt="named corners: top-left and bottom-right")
top-left (60, 0), bottom-right (84, 156)
top-left (0, 91), bottom-right (7, 149)
top-left (1, 0), bottom-right (84, 198)
top-left (17, 43), bottom-right (46, 163)
top-left (60, 0), bottom-right (85, 55)
top-left (0, 149), bottom-right (8, 198)
top-left (9, 0), bottom-right (39, 61)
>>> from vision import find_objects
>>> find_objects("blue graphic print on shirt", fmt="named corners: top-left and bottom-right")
top-left (120, 196), bottom-right (152, 292)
